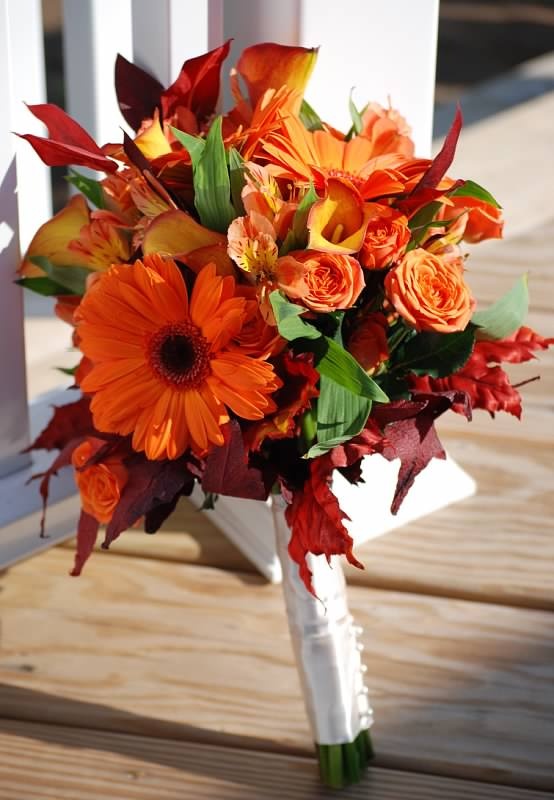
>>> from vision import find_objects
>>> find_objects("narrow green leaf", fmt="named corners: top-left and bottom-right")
top-left (348, 90), bottom-right (363, 135)
top-left (16, 276), bottom-right (73, 297)
top-left (193, 117), bottom-right (236, 232)
top-left (270, 291), bottom-right (322, 341)
top-left (28, 256), bottom-right (93, 296)
top-left (314, 338), bottom-right (389, 401)
top-left (280, 183), bottom-right (319, 255)
top-left (170, 127), bottom-right (206, 167)
top-left (228, 147), bottom-right (246, 215)
top-left (66, 169), bottom-right (105, 208)
top-left (450, 179), bottom-right (501, 209)
top-left (472, 275), bottom-right (528, 341)
top-left (299, 99), bottom-right (324, 131)
top-left (394, 328), bottom-right (475, 378)
top-left (308, 376), bottom-right (371, 458)
top-left (56, 365), bottom-right (78, 376)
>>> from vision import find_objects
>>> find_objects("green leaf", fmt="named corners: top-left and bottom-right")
top-left (170, 127), bottom-right (206, 167)
top-left (348, 90), bottom-right (363, 135)
top-left (472, 275), bottom-right (529, 340)
top-left (56, 365), bottom-right (78, 376)
top-left (28, 256), bottom-right (93, 296)
top-left (299, 99), bottom-right (324, 131)
top-left (450, 179), bottom-right (501, 209)
top-left (308, 376), bottom-right (371, 458)
top-left (228, 147), bottom-right (246, 215)
top-left (192, 117), bottom-right (236, 232)
top-left (279, 183), bottom-right (318, 255)
top-left (314, 338), bottom-right (389, 401)
top-left (16, 276), bottom-right (73, 297)
top-left (270, 291), bottom-right (322, 341)
top-left (66, 169), bottom-right (105, 208)
top-left (394, 328), bottom-right (476, 378)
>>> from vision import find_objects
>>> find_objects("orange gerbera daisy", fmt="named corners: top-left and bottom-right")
top-left (77, 254), bottom-right (281, 460)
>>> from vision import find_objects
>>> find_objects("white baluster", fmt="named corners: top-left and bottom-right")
top-left (0, 0), bottom-right (51, 477)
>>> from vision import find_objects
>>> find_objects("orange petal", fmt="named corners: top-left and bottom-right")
top-left (21, 194), bottom-right (90, 275)
top-left (236, 43), bottom-right (318, 110)
top-left (142, 209), bottom-right (233, 274)
top-left (134, 111), bottom-right (172, 160)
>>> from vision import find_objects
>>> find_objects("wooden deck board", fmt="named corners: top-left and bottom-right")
top-left (1, 550), bottom-right (554, 791)
top-left (1, 720), bottom-right (552, 800)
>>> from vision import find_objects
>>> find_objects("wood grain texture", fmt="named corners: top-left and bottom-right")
top-left (1, 550), bottom-right (554, 791)
top-left (1, 720), bottom-right (552, 800)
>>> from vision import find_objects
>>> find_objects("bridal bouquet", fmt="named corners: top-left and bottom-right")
top-left (18, 41), bottom-right (552, 787)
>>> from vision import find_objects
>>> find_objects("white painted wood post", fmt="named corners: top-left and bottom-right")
top-left (131, 0), bottom-right (224, 85)
top-left (0, 0), bottom-right (51, 478)
top-left (299, 0), bottom-right (439, 156)
top-left (63, 0), bottom-right (133, 144)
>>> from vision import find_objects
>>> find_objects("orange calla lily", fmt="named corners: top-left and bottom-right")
top-left (235, 43), bottom-right (318, 113)
top-left (20, 194), bottom-right (91, 276)
top-left (307, 178), bottom-right (372, 254)
top-left (142, 209), bottom-right (234, 275)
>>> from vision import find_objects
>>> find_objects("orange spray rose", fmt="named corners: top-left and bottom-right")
top-left (278, 250), bottom-right (365, 313)
top-left (72, 438), bottom-right (128, 524)
top-left (384, 248), bottom-right (474, 333)
top-left (359, 205), bottom-right (410, 269)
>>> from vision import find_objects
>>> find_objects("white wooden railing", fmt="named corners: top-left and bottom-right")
top-left (0, 0), bottom-right (440, 567)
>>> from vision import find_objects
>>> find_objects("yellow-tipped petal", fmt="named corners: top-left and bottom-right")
top-left (142, 209), bottom-right (234, 275)
top-left (236, 43), bottom-right (318, 109)
top-left (21, 194), bottom-right (90, 276)
top-left (134, 113), bottom-right (172, 160)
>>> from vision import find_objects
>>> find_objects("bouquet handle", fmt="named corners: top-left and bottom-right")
top-left (272, 495), bottom-right (374, 787)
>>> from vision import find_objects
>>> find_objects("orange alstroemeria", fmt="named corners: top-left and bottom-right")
top-left (20, 194), bottom-right (91, 276)
top-left (307, 178), bottom-right (373, 254)
top-left (142, 209), bottom-right (234, 275)
top-left (21, 195), bottom-right (132, 276)
top-left (241, 162), bottom-right (297, 240)
top-left (68, 210), bottom-right (132, 271)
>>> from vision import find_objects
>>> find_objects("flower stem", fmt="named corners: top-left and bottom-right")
top-left (317, 730), bottom-right (374, 788)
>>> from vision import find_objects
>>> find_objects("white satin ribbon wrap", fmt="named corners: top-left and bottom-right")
top-left (272, 495), bottom-right (373, 745)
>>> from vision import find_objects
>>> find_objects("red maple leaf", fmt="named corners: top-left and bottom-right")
top-left (202, 419), bottom-right (269, 501)
top-left (285, 424), bottom-right (383, 595)
top-left (24, 395), bottom-right (93, 453)
top-left (410, 326), bottom-right (553, 418)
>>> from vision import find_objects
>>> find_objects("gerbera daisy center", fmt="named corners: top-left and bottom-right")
top-left (148, 322), bottom-right (211, 389)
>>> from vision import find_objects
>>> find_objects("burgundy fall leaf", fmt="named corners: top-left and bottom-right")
top-left (19, 103), bottom-right (117, 172)
top-left (202, 419), bottom-right (269, 501)
top-left (115, 54), bottom-right (165, 131)
top-left (32, 437), bottom-right (87, 537)
top-left (103, 456), bottom-right (195, 549)
top-left (161, 41), bottom-right (231, 121)
top-left (372, 392), bottom-right (471, 514)
top-left (411, 105), bottom-right (463, 195)
top-left (70, 510), bottom-right (100, 576)
top-left (24, 395), bottom-right (93, 453)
